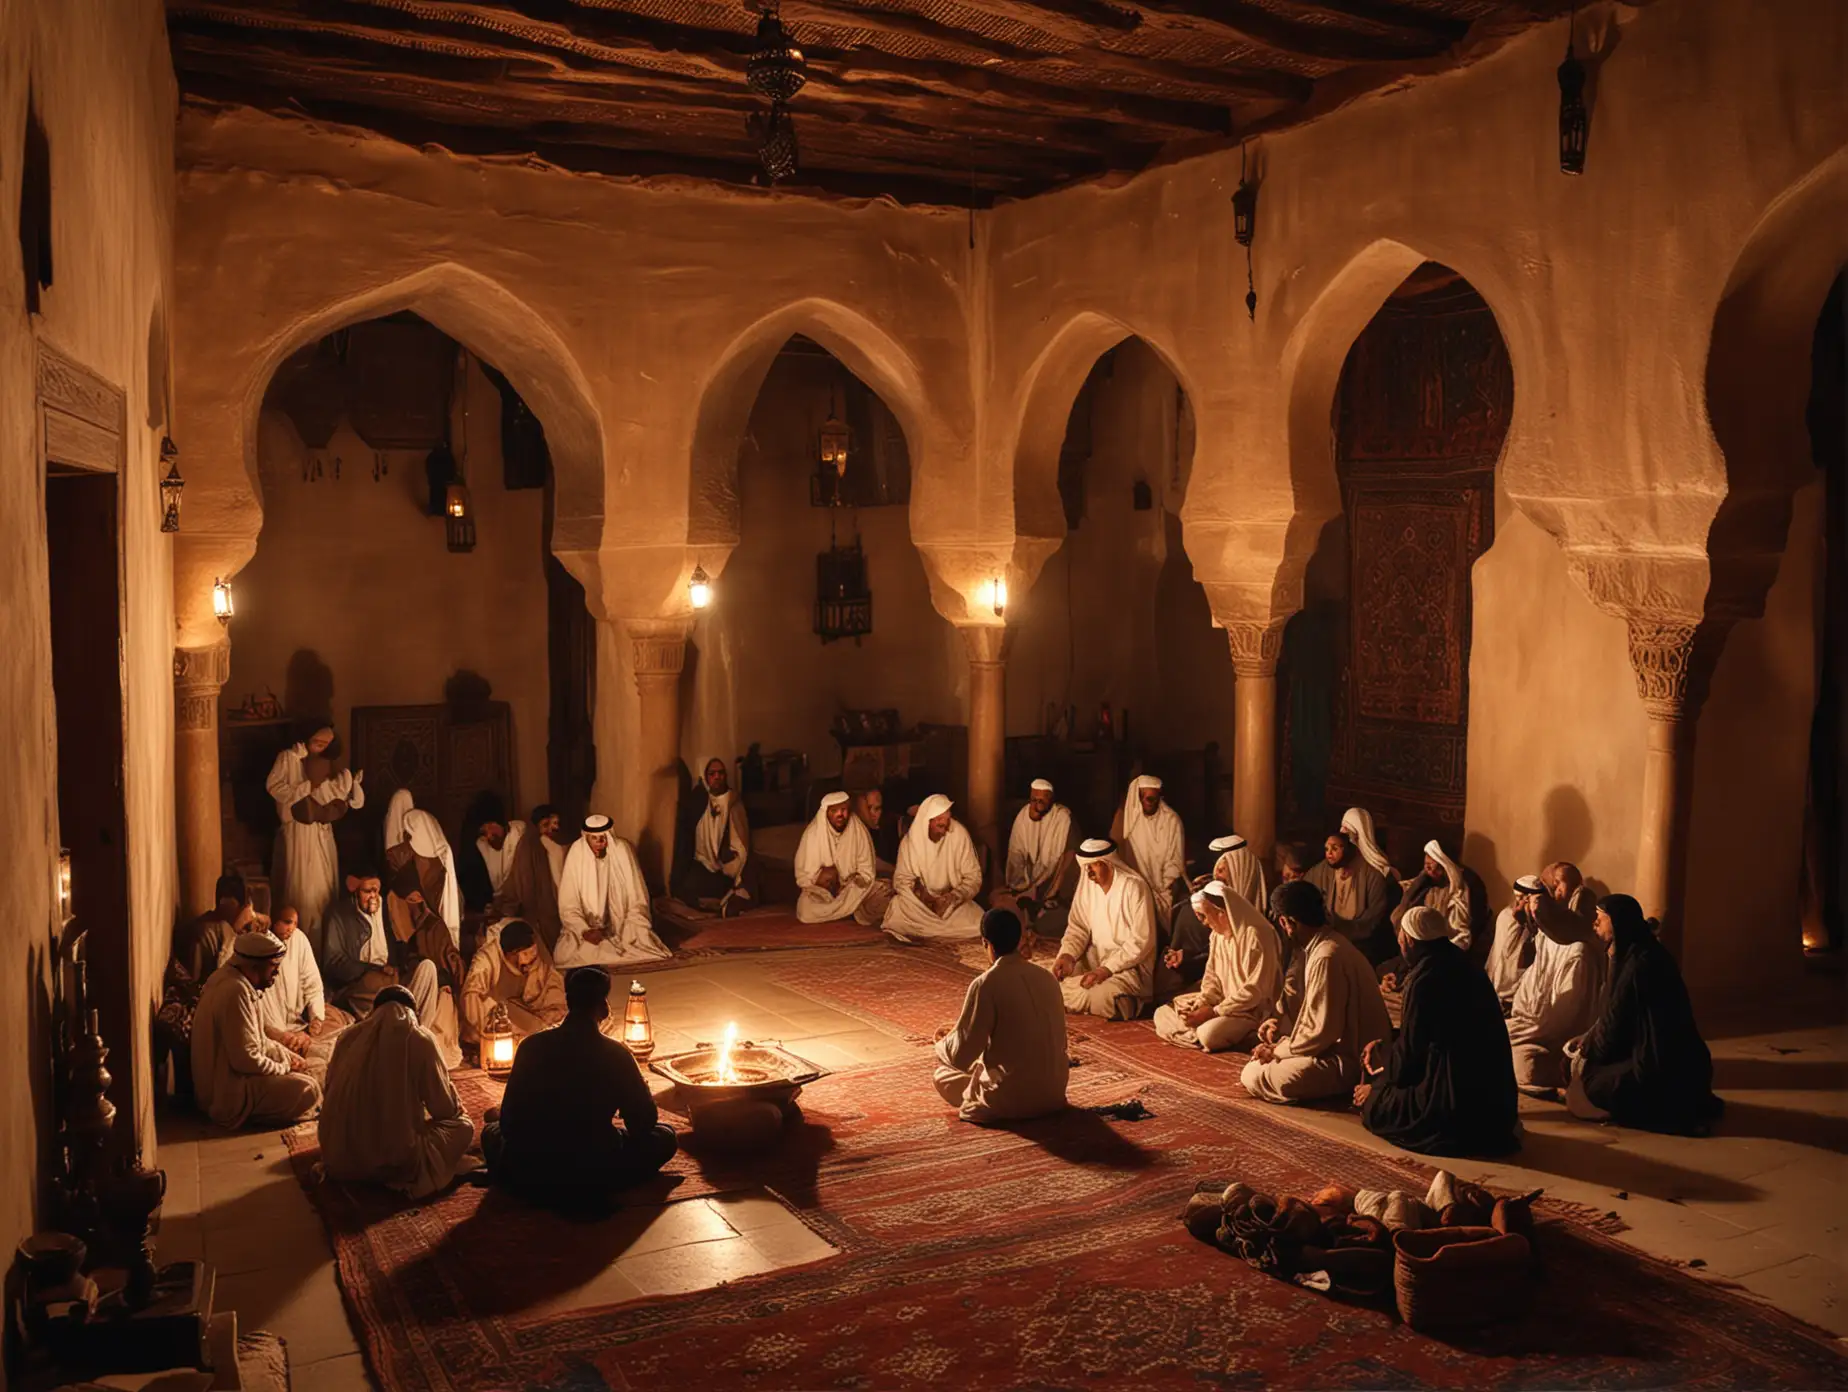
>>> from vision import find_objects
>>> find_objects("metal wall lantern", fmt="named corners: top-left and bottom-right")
top-left (1558, 16), bottom-right (1589, 175)
top-left (158, 437), bottom-right (184, 533)
top-left (815, 541), bottom-right (873, 644)
top-left (444, 481), bottom-right (476, 553)
top-left (983, 576), bottom-right (1008, 618)
top-left (811, 389), bottom-right (852, 505)
top-left (212, 576), bottom-right (234, 624)
top-left (747, 3), bottom-right (807, 103)
top-left (689, 563), bottom-right (713, 610)
top-left (1232, 142), bottom-right (1259, 320)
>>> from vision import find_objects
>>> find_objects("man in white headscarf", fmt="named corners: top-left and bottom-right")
top-left (672, 756), bottom-right (756, 917)
top-left (556, 815), bottom-right (671, 967)
top-left (1115, 775), bottom-right (1187, 923)
top-left (1339, 807), bottom-right (1398, 883)
top-left (266, 727), bottom-right (365, 959)
top-left (1242, 880), bottom-right (1392, 1106)
top-left (1392, 840), bottom-right (1474, 953)
top-left (384, 787), bottom-right (415, 864)
top-left (1000, 779), bottom-right (1078, 938)
top-left (318, 985), bottom-right (475, 1200)
top-left (472, 802), bottom-right (526, 904)
top-left (1164, 832), bottom-right (1270, 1000)
top-left (390, 807), bottom-right (463, 949)
top-left (884, 794), bottom-right (984, 943)
top-left (1487, 874), bottom-right (1547, 1006)
top-left (252, 906), bottom-right (348, 1076)
top-left (1506, 878), bottom-right (1608, 1095)
top-left (794, 791), bottom-right (892, 925)
top-left (1052, 839), bottom-right (1156, 1021)
top-left (1203, 834), bottom-right (1268, 909)
top-left (1307, 828), bottom-right (1397, 964)
top-left (191, 931), bottom-right (322, 1130)
top-left (1154, 882), bottom-right (1283, 1052)
top-left (934, 908), bottom-right (1069, 1123)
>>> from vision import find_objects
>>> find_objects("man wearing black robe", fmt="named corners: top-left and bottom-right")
top-left (1568, 893), bottom-right (1723, 1136)
top-left (1359, 906), bottom-right (1520, 1157)
top-left (481, 967), bottom-right (678, 1209)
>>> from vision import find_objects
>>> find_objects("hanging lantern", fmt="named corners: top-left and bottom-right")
top-left (746, 4), bottom-right (807, 103)
top-left (983, 576), bottom-right (1008, 618)
top-left (1232, 142), bottom-right (1259, 321)
top-left (749, 103), bottom-right (799, 185)
top-left (622, 979), bottom-right (654, 1059)
top-left (481, 1001), bottom-right (517, 1077)
top-left (819, 409), bottom-right (850, 478)
top-left (212, 576), bottom-right (234, 624)
top-left (689, 563), bottom-right (713, 611)
top-left (158, 437), bottom-right (184, 534)
top-left (1557, 21), bottom-right (1589, 175)
top-left (444, 482), bottom-right (476, 553)
top-left (57, 848), bottom-right (73, 925)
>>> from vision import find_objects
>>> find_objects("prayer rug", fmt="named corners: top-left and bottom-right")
top-left (304, 950), bottom-right (1848, 1391)
top-left (651, 900), bottom-right (887, 957)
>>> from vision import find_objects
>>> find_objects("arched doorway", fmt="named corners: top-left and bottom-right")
top-left (1280, 263), bottom-right (1514, 871)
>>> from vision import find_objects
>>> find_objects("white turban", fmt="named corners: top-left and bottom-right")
top-left (1029, 778), bottom-right (1054, 793)
top-left (1075, 838), bottom-right (1115, 861)
top-left (583, 813), bottom-right (613, 834)
top-left (820, 790), bottom-right (851, 810)
top-left (233, 930), bottom-right (284, 960)
top-left (1401, 905), bottom-right (1452, 942)
top-left (1340, 807), bottom-right (1394, 880)
top-left (1513, 874), bottom-right (1544, 896)
top-left (1190, 880), bottom-right (1228, 916)
top-left (1424, 840), bottom-right (1464, 887)
top-left (1208, 835), bottom-right (1246, 854)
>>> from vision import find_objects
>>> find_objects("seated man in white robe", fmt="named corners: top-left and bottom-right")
top-left (883, 794), bottom-right (985, 944)
top-left (998, 779), bottom-right (1078, 941)
top-left (265, 728), bottom-right (365, 959)
top-left (461, 798), bottom-right (526, 914)
top-left (1162, 832), bottom-right (1267, 1000)
top-left (1487, 873), bottom-right (1547, 1007)
top-left (671, 757), bottom-right (758, 916)
top-left (1507, 880), bottom-right (1608, 1095)
top-left (934, 908), bottom-right (1069, 1124)
top-left (318, 985), bottom-right (475, 1200)
top-left (191, 932), bottom-right (321, 1129)
top-left (1203, 833), bottom-right (1269, 908)
top-left (1114, 775), bottom-right (1187, 923)
top-left (1053, 839), bottom-right (1156, 1021)
top-left (462, 918), bottom-right (566, 1048)
top-left (1155, 882), bottom-right (1283, 1052)
top-left (1543, 860), bottom-right (1599, 921)
top-left (1391, 839), bottom-right (1475, 954)
top-left (794, 791), bottom-right (892, 925)
top-left (555, 814), bottom-right (671, 968)
top-left (254, 906), bottom-right (348, 1078)
top-left (1242, 880), bottom-right (1393, 1106)
top-left (1339, 806), bottom-right (1399, 883)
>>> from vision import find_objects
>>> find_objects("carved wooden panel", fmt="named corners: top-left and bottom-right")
top-left (37, 338), bottom-right (125, 474)
top-left (352, 702), bottom-right (512, 846)
top-left (1348, 491), bottom-right (1478, 726)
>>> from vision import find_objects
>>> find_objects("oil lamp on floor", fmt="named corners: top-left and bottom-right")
top-left (650, 1021), bottom-right (826, 1146)
top-left (481, 1002), bottom-right (516, 1078)
top-left (622, 979), bottom-right (654, 1060)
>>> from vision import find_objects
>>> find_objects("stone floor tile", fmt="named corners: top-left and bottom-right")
top-left (290, 1352), bottom-right (373, 1392)
top-left (1731, 1255), bottom-right (1848, 1337)
top-left (214, 1264), bottom-right (361, 1368)
top-left (616, 1235), bottom-right (781, 1297)
top-left (708, 1191), bottom-right (804, 1233)
top-left (741, 1218), bottom-right (837, 1268)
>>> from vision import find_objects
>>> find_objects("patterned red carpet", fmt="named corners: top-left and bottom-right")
top-left (652, 901), bottom-right (888, 957)
top-left (294, 949), bottom-right (1848, 1391)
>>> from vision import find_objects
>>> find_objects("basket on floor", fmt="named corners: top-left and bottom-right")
top-left (1393, 1224), bottom-right (1532, 1333)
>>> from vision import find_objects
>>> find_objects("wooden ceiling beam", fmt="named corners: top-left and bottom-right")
top-left (1120, 0), bottom-right (1462, 63)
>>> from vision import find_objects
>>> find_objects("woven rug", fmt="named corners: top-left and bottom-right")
top-left (652, 900), bottom-right (889, 957)
top-left (304, 951), bottom-right (1848, 1391)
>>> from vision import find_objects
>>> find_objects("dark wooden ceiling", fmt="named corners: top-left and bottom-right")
top-left (165, 0), bottom-right (1566, 206)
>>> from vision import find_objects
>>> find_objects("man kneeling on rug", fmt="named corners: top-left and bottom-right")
top-left (319, 985), bottom-right (476, 1199)
top-left (482, 968), bottom-right (678, 1208)
top-left (934, 908), bottom-right (1069, 1123)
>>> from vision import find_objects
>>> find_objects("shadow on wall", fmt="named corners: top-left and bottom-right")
top-left (1463, 832), bottom-right (1502, 904)
top-left (1540, 784), bottom-right (1594, 870)
top-left (285, 649), bottom-right (334, 727)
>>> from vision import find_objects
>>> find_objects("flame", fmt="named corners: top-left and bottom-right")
top-left (715, 1022), bottom-right (739, 1084)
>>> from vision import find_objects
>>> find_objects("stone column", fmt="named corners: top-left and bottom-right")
top-left (628, 619), bottom-right (691, 895)
top-left (173, 643), bottom-right (232, 917)
top-left (960, 625), bottom-right (1010, 876)
top-left (1626, 617), bottom-right (1704, 954)
top-left (1226, 621), bottom-right (1286, 861)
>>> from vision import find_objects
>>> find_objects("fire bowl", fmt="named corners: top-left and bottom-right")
top-left (650, 1040), bottom-right (826, 1126)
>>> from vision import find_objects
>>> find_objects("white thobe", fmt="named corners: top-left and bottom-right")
top-left (1507, 931), bottom-right (1607, 1089)
top-left (1121, 802), bottom-right (1185, 916)
top-left (1004, 803), bottom-right (1074, 898)
top-left (266, 745), bottom-right (363, 954)
top-left (794, 808), bottom-right (882, 923)
top-left (1057, 862), bottom-right (1156, 1019)
top-left (885, 818), bottom-right (984, 943)
top-left (255, 930), bottom-right (328, 1035)
top-left (191, 965), bottom-right (320, 1129)
top-left (555, 837), bottom-right (670, 967)
top-left (695, 792), bottom-right (751, 886)
top-left (318, 1004), bottom-right (473, 1199)
top-left (1155, 891), bottom-right (1283, 1051)
top-left (934, 954), bottom-right (1069, 1123)
top-left (1213, 844), bottom-right (1269, 910)
top-left (1241, 931), bottom-right (1393, 1104)
top-left (477, 821), bottom-right (527, 895)
top-left (1486, 906), bottom-right (1535, 1006)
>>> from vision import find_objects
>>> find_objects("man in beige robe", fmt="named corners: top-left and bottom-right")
top-left (254, 906), bottom-right (349, 1082)
top-left (1154, 882), bottom-right (1283, 1052)
top-left (1487, 873), bottom-right (1547, 1006)
top-left (1053, 839), bottom-right (1156, 1021)
top-left (1113, 775), bottom-right (1187, 921)
top-left (884, 794), bottom-right (984, 943)
top-left (318, 985), bottom-right (474, 1199)
top-left (266, 728), bottom-right (365, 959)
top-left (491, 804), bottom-right (567, 955)
top-left (998, 779), bottom-right (1078, 939)
top-left (1392, 840), bottom-right (1474, 952)
top-left (1507, 879), bottom-right (1608, 1094)
top-left (1306, 829), bottom-right (1396, 964)
top-left (673, 756), bottom-right (758, 916)
top-left (794, 791), bottom-right (892, 925)
top-left (191, 932), bottom-right (321, 1129)
top-left (934, 909), bottom-right (1069, 1123)
top-left (462, 918), bottom-right (566, 1045)
top-left (1242, 880), bottom-right (1393, 1105)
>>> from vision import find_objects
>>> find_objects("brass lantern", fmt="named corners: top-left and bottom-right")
top-left (1557, 23), bottom-right (1589, 175)
top-left (1232, 141), bottom-right (1259, 321)
top-left (622, 979), bottom-right (654, 1059)
top-left (212, 576), bottom-right (234, 624)
top-left (158, 437), bottom-right (184, 533)
top-left (482, 1001), bottom-right (516, 1077)
top-left (444, 481), bottom-right (476, 553)
top-left (819, 408), bottom-right (850, 479)
top-left (688, 563), bottom-right (713, 611)
top-left (984, 576), bottom-right (1008, 618)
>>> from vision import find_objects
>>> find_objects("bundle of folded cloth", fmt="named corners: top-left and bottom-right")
top-left (1180, 1169), bottom-right (1542, 1303)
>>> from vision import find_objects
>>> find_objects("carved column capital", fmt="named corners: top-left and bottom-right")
top-left (1224, 620), bottom-right (1286, 679)
top-left (1624, 615), bottom-right (1712, 723)
top-left (626, 619), bottom-right (692, 684)
top-left (173, 643), bottom-right (231, 732)
top-left (958, 623), bottom-right (1012, 667)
